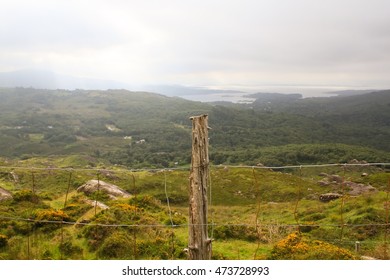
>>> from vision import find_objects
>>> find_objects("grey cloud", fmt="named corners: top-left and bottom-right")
top-left (0, 0), bottom-right (390, 89)
top-left (0, 3), bottom-right (124, 51)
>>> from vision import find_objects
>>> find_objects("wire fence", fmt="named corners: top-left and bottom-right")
top-left (0, 162), bottom-right (389, 260)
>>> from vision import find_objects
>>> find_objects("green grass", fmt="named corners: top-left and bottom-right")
top-left (28, 133), bottom-right (44, 142)
top-left (1, 156), bottom-right (389, 260)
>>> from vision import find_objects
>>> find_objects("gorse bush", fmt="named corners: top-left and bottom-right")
top-left (33, 209), bottom-right (70, 232)
top-left (34, 209), bottom-right (69, 222)
top-left (12, 189), bottom-right (40, 203)
top-left (269, 232), bottom-right (357, 260)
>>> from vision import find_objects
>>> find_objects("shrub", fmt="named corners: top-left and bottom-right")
top-left (137, 236), bottom-right (176, 260)
top-left (130, 195), bottom-right (162, 211)
top-left (97, 232), bottom-right (134, 259)
top-left (0, 234), bottom-right (8, 247)
top-left (112, 203), bottom-right (141, 216)
top-left (82, 212), bottom-right (117, 250)
top-left (269, 232), bottom-right (357, 260)
top-left (63, 202), bottom-right (91, 220)
top-left (113, 203), bottom-right (139, 213)
top-left (348, 210), bottom-right (383, 240)
top-left (155, 193), bottom-right (188, 205)
top-left (59, 241), bottom-right (83, 259)
top-left (12, 190), bottom-right (40, 203)
top-left (33, 209), bottom-right (70, 232)
top-left (213, 224), bottom-right (258, 242)
top-left (299, 222), bottom-right (320, 233)
top-left (34, 209), bottom-right (69, 223)
top-left (164, 213), bottom-right (187, 226)
top-left (110, 203), bottom-right (143, 224)
top-left (4, 236), bottom-right (27, 259)
top-left (11, 221), bottom-right (33, 235)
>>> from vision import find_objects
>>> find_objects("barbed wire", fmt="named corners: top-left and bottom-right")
top-left (0, 162), bottom-right (389, 173)
top-left (221, 162), bottom-right (390, 169)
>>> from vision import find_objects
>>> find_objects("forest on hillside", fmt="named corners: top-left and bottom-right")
top-left (0, 87), bottom-right (389, 168)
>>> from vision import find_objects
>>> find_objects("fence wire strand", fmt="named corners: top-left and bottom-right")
top-left (1, 215), bottom-right (389, 228)
top-left (1, 162), bottom-right (389, 172)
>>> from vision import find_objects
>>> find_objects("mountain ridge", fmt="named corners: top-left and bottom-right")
top-left (2, 69), bottom-right (387, 101)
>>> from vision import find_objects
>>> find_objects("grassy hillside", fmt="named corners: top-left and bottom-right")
top-left (0, 156), bottom-right (389, 259)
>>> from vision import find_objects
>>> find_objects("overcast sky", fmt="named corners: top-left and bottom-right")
top-left (1, 0), bottom-right (390, 92)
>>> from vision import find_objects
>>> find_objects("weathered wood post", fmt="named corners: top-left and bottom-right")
top-left (188, 114), bottom-right (212, 260)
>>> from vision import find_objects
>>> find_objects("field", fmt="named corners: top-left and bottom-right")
top-left (1, 156), bottom-right (389, 260)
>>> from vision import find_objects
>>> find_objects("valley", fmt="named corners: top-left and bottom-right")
top-left (0, 87), bottom-right (389, 168)
top-left (0, 87), bottom-right (389, 259)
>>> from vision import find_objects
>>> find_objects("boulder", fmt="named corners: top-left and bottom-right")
top-left (328, 175), bottom-right (343, 183)
top-left (345, 181), bottom-right (377, 196)
top-left (317, 180), bottom-right (330, 187)
top-left (348, 159), bottom-right (367, 165)
top-left (77, 180), bottom-right (131, 200)
top-left (319, 193), bottom-right (343, 202)
top-left (83, 199), bottom-right (109, 210)
top-left (0, 187), bottom-right (12, 202)
top-left (10, 171), bottom-right (19, 183)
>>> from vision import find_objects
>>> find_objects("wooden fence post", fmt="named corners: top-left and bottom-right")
top-left (188, 114), bottom-right (212, 260)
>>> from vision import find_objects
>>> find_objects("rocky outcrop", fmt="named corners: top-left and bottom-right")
top-left (319, 193), bottom-right (343, 202)
top-left (317, 174), bottom-right (343, 185)
top-left (345, 181), bottom-right (377, 196)
top-left (317, 172), bottom-right (378, 197)
top-left (328, 175), bottom-right (343, 183)
top-left (77, 180), bottom-right (131, 200)
top-left (318, 180), bottom-right (330, 187)
top-left (83, 199), bottom-right (109, 210)
top-left (0, 187), bottom-right (12, 201)
top-left (348, 159), bottom-right (368, 165)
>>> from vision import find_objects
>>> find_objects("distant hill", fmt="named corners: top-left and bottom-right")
top-left (249, 89), bottom-right (390, 116)
top-left (0, 69), bottom-right (129, 90)
top-left (0, 87), bottom-right (389, 167)
top-left (136, 84), bottom-right (244, 97)
top-left (0, 69), bottom-right (244, 101)
top-left (325, 89), bottom-right (380, 97)
top-left (244, 92), bottom-right (303, 105)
